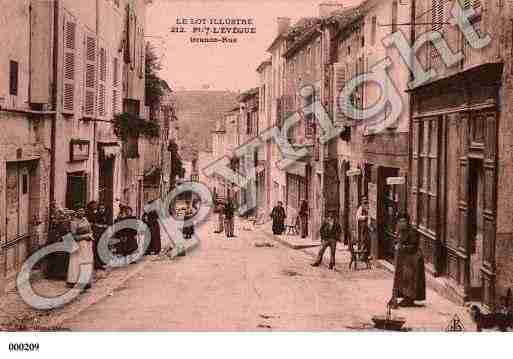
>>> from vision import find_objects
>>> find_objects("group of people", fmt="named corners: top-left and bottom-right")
top-left (269, 200), bottom-right (309, 238)
top-left (269, 197), bottom-right (426, 308)
top-left (62, 201), bottom-right (163, 290)
top-left (214, 198), bottom-right (235, 238)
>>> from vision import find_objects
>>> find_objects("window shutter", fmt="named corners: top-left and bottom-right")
top-left (98, 47), bottom-right (107, 118)
top-left (112, 56), bottom-right (119, 115)
top-left (63, 16), bottom-right (76, 114)
top-left (84, 34), bottom-right (97, 117)
top-left (333, 62), bottom-right (346, 127)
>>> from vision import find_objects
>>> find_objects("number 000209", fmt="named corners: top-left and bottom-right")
top-left (9, 343), bottom-right (40, 352)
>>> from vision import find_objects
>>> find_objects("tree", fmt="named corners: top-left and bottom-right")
top-left (145, 43), bottom-right (170, 108)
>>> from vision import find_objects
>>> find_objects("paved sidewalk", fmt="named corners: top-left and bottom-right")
top-left (0, 222), bottom-right (197, 331)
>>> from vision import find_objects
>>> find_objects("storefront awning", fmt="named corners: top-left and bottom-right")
top-left (285, 161), bottom-right (307, 177)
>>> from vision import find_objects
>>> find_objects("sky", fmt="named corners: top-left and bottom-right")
top-left (146, 0), bottom-right (362, 92)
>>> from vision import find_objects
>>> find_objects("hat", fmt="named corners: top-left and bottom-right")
top-left (361, 197), bottom-right (369, 204)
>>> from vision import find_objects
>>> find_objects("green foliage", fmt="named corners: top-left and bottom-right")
top-left (145, 43), bottom-right (169, 108)
top-left (113, 112), bottom-right (160, 140)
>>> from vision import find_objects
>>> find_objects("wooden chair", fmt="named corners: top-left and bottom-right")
top-left (286, 216), bottom-right (299, 235)
top-left (348, 238), bottom-right (372, 270)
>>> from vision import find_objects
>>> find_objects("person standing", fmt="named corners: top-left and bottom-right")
top-left (355, 198), bottom-right (371, 262)
top-left (356, 198), bottom-right (370, 244)
top-left (143, 207), bottom-right (161, 255)
top-left (214, 201), bottom-right (225, 234)
top-left (299, 200), bottom-right (309, 239)
top-left (182, 205), bottom-right (195, 239)
top-left (92, 203), bottom-right (111, 269)
top-left (389, 213), bottom-right (426, 307)
top-left (67, 205), bottom-right (95, 289)
top-left (270, 201), bottom-right (286, 235)
top-left (224, 199), bottom-right (235, 238)
top-left (115, 206), bottom-right (139, 260)
top-left (311, 212), bottom-right (342, 270)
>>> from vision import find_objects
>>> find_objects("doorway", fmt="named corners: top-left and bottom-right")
top-left (468, 158), bottom-right (484, 300)
top-left (379, 167), bottom-right (400, 262)
top-left (99, 157), bottom-right (114, 222)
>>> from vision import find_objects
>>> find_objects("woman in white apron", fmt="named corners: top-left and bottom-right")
top-left (66, 206), bottom-right (95, 289)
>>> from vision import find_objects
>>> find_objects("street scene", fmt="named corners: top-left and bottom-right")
top-left (1, 0), bottom-right (513, 336)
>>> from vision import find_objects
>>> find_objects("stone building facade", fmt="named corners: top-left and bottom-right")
top-left (1, 0), bottom-right (151, 292)
top-left (407, 0), bottom-right (513, 308)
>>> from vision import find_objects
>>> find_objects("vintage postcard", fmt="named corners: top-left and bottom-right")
top-left (1, 0), bottom-right (513, 351)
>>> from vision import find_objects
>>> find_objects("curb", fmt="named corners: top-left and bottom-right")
top-left (259, 227), bottom-right (321, 250)
top-left (375, 259), bottom-right (466, 307)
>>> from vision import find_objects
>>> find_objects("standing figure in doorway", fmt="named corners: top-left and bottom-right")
top-left (270, 201), bottom-right (286, 235)
top-left (311, 212), bottom-right (342, 270)
top-left (67, 204), bottom-right (95, 289)
top-left (299, 200), bottom-right (309, 239)
top-left (389, 213), bottom-right (426, 308)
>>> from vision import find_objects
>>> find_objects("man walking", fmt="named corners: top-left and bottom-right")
top-left (311, 212), bottom-right (342, 270)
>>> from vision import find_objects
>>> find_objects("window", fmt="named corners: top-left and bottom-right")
top-left (391, 1), bottom-right (398, 33)
top-left (371, 16), bottom-right (377, 46)
top-left (9, 61), bottom-right (18, 96)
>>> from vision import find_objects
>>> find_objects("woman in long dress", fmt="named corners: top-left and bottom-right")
top-left (143, 209), bottom-right (161, 255)
top-left (390, 213), bottom-right (426, 307)
top-left (270, 201), bottom-right (286, 235)
top-left (67, 206), bottom-right (95, 289)
top-left (299, 200), bottom-right (309, 238)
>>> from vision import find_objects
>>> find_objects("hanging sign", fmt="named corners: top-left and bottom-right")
top-left (387, 177), bottom-right (406, 185)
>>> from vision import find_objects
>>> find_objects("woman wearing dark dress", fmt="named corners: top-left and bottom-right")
top-left (299, 200), bottom-right (309, 238)
top-left (115, 206), bottom-right (139, 259)
top-left (182, 206), bottom-right (195, 239)
top-left (270, 201), bottom-right (286, 235)
top-left (390, 213), bottom-right (426, 307)
top-left (143, 210), bottom-right (161, 255)
top-left (92, 203), bottom-right (111, 269)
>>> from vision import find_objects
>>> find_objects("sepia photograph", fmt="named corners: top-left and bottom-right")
top-left (0, 0), bottom-right (512, 356)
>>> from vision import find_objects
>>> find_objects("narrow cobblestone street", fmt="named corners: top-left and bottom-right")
top-left (60, 218), bottom-right (473, 331)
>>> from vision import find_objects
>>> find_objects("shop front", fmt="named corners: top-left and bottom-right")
top-left (409, 63), bottom-right (502, 307)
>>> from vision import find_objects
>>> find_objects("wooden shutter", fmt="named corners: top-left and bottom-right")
top-left (84, 34), bottom-right (97, 117)
top-left (112, 56), bottom-right (119, 115)
top-left (98, 47), bottom-right (107, 118)
top-left (63, 16), bottom-right (76, 114)
top-left (333, 62), bottom-right (346, 126)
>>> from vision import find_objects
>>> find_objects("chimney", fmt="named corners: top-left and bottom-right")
top-left (319, 2), bottom-right (344, 18)
top-left (277, 17), bottom-right (291, 35)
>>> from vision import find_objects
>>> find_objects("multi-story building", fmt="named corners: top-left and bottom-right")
top-left (325, 0), bottom-right (412, 259)
top-left (281, 16), bottom-right (324, 240)
top-left (0, 0), bottom-right (53, 290)
top-left (211, 106), bottom-right (240, 203)
top-left (238, 88), bottom-right (260, 216)
top-left (1, 0), bottom-right (151, 291)
top-left (267, 17), bottom-right (291, 210)
top-left (257, 59), bottom-right (273, 218)
top-left (407, 0), bottom-right (513, 308)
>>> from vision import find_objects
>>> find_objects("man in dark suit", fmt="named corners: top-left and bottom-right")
top-left (311, 212), bottom-right (342, 270)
